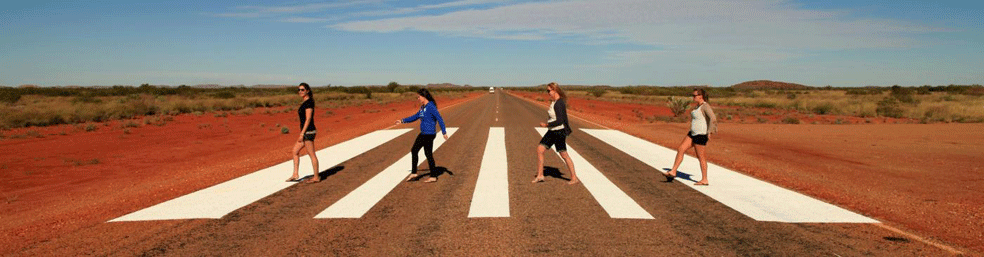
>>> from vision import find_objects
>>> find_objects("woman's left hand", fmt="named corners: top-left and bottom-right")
top-left (443, 134), bottom-right (449, 140)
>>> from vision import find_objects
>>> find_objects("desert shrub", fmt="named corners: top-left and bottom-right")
top-left (786, 93), bottom-right (797, 100)
top-left (753, 101), bottom-right (777, 109)
top-left (812, 102), bottom-right (835, 115)
top-left (387, 82), bottom-right (400, 92)
top-left (666, 97), bottom-right (690, 117)
top-left (346, 86), bottom-right (372, 99)
top-left (846, 88), bottom-right (882, 95)
top-left (890, 86), bottom-right (919, 104)
top-left (876, 97), bottom-right (904, 118)
top-left (280, 127), bottom-right (289, 134)
top-left (922, 105), bottom-right (951, 123)
top-left (781, 117), bottom-right (800, 124)
top-left (72, 95), bottom-right (102, 104)
top-left (0, 88), bottom-right (21, 104)
top-left (589, 88), bottom-right (607, 97)
top-left (85, 124), bottom-right (98, 131)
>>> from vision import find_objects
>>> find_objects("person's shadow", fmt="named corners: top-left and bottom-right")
top-left (542, 166), bottom-right (571, 181)
top-left (408, 166), bottom-right (455, 181)
top-left (662, 168), bottom-right (696, 183)
top-left (299, 165), bottom-right (345, 181)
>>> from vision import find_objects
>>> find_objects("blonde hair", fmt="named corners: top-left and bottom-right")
top-left (546, 82), bottom-right (566, 100)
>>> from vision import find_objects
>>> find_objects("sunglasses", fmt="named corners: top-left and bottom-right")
top-left (298, 88), bottom-right (307, 92)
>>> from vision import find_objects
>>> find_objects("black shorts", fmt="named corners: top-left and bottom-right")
top-left (688, 131), bottom-right (708, 146)
top-left (303, 130), bottom-right (317, 141)
top-left (539, 129), bottom-right (568, 152)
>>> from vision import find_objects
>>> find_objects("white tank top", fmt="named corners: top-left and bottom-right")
top-left (690, 103), bottom-right (707, 135)
top-left (547, 101), bottom-right (565, 131)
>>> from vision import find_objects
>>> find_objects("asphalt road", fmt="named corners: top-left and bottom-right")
top-left (15, 92), bottom-right (951, 256)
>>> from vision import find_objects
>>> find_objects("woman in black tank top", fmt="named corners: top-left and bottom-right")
top-left (287, 83), bottom-right (321, 183)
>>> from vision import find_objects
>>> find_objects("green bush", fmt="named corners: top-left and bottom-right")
top-left (589, 88), bottom-right (607, 97)
top-left (0, 88), bottom-right (21, 103)
top-left (211, 91), bottom-right (235, 99)
top-left (666, 97), bottom-right (689, 117)
top-left (280, 127), bottom-right (289, 134)
top-left (812, 103), bottom-right (835, 115)
top-left (876, 97), bottom-right (904, 118)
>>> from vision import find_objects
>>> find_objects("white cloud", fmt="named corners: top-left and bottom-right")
top-left (332, 0), bottom-right (944, 50)
top-left (238, 0), bottom-right (386, 14)
top-left (280, 17), bottom-right (336, 23)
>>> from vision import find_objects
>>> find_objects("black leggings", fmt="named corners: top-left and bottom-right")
top-left (410, 133), bottom-right (437, 176)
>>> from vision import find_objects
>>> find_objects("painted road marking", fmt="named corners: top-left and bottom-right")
top-left (468, 127), bottom-right (509, 218)
top-left (316, 128), bottom-right (459, 218)
top-left (580, 129), bottom-right (878, 223)
top-left (535, 128), bottom-right (654, 219)
top-left (110, 129), bottom-right (413, 222)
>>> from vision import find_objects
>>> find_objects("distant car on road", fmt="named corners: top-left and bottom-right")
top-left (489, 87), bottom-right (495, 93)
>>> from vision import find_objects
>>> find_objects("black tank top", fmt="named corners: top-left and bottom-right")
top-left (298, 98), bottom-right (316, 131)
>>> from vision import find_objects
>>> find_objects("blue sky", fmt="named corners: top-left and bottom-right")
top-left (1, 0), bottom-right (982, 87)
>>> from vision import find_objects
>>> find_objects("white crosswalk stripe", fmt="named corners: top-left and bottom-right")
top-left (110, 129), bottom-right (412, 222)
top-left (468, 127), bottom-right (510, 218)
top-left (315, 128), bottom-right (459, 219)
top-left (536, 128), bottom-right (655, 219)
top-left (580, 128), bottom-right (878, 223)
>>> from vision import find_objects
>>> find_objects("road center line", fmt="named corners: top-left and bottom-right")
top-left (468, 127), bottom-right (509, 218)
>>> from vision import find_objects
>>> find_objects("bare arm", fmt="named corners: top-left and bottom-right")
top-left (299, 108), bottom-right (313, 142)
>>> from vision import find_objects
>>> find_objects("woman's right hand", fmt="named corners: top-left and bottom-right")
top-left (395, 120), bottom-right (402, 125)
top-left (539, 122), bottom-right (548, 127)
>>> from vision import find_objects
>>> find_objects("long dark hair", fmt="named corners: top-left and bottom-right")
top-left (299, 82), bottom-right (313, 98)
top-left (417, 88), bottom-right (437, 108)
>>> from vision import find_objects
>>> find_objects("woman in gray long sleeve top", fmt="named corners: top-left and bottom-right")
top-left (664, 88), bottom-right (718, 186)
top-left (532, 82), bottom-right (579, 185)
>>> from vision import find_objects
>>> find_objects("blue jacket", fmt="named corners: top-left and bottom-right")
top-left (401, 102), bottom-right (447, 135)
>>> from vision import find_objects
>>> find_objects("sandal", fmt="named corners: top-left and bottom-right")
top-left (663, 172), bottom-right (675, 182)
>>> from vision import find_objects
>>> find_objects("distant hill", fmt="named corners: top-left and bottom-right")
top-left (731, 80), bottom-right (810, 90)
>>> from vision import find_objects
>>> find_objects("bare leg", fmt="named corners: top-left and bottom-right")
top-left (693, 144), bottom-right (708, 185)
top-left (532, 144), bottom-right (546, 183)
top-left (667, 136), bottom-right (693, 178)
top-left (288, 141), bottom-right (304, 181)
top-left (559, 151), bottom-right (578, 185)
top-left (304, 140), bottom-right (320, 183)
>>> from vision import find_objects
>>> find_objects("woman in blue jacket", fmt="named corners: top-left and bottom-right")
top-left (396, 88), bottom-right (448, 183)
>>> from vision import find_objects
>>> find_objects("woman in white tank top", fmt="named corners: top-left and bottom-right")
top-left (664, 89), bottom-right (717, 186)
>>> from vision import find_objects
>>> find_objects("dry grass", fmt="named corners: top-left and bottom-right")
top-left (0, 90), bottom-right (472, 130)
top-left (570, 89), bottom-right (984, 123)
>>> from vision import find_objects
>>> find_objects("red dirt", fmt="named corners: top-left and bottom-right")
top-left (510, 90), bottom-right (984, 255)
top-left (0, 92), bottom-right (483, 255)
